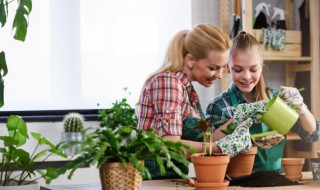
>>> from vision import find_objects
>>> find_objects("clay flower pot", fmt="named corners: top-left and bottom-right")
top-left (227, 146), bottom-right (258, 177)
top-left (194, 180), bottom-right (229, 190)
top-left (191, 153), bottom-right (230, 183)
top-left (282, 158), bottom-right (305, 181)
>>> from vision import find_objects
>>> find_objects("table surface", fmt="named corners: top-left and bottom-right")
top-left (40, 172), bottom-right (320, 190)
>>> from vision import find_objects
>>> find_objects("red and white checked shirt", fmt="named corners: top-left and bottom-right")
top-left (137, 71), bottom-right (202, 137)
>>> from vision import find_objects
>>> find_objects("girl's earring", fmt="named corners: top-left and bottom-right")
top-left (187, 62), bottom-right (193, 69)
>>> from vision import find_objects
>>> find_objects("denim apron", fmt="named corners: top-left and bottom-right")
top-left (229, 90), bottom-right (285, 172)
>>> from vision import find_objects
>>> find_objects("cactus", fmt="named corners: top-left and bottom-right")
top-left (63, 112), bottom-right (84, 132)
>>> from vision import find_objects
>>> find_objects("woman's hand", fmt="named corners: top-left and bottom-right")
top-left (279, 86), bottom-right (307, 115)
top-left (215, 118), bottom-right (253, 157)
top-left (231, 101), bottom-right (267, 125)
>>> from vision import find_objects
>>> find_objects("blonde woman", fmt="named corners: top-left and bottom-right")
top-left (137, 24), bottom-right (253, 179)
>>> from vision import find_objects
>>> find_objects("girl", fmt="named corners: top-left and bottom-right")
top-left (137, 24), bottom-right (253, 179)
top-left (206, 31), bottom-right (319, 172)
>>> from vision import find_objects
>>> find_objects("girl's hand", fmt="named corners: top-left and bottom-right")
top-left (231, 101), bottom-right (267, 125)
top-left (279, 86), bottom-right (307, 115)
top-left (215, 118), bottom-right (253, 157)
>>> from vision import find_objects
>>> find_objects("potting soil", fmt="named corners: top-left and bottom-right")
top-left (229, 171), bottom-right (301, 187)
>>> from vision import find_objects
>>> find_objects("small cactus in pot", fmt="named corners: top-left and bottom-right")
top-left (61, 112), bottom-right (85, 155)
top-left (63, 112), bottom-right (84, 132)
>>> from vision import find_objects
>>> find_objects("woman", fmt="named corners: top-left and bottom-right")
top-left (206, 31), bottom-right (320, 172)
top-left (137, 23), bottom-right (253, 179)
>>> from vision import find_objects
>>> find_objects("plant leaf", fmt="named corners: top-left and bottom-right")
top-left (193, 119), bottom-right (209, 132)
top-left (0, 51), bottom-right (8, 76)
top-left (0, 136), bottom-right (19, 146)
top-left (0, 0), bottom-right (7, 27)
top-left (12, 0), bottom-right (32, 41)
top-left (6, 115), bottom-right (28, 146)
top-left (0, 76), bottom-right (3, 108)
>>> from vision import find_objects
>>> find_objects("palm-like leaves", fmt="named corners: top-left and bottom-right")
top-left (49, 96), bottom-right (196, 182)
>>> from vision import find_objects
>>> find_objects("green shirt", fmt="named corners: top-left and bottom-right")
top-left (206, 84), bottom-right (320, 172)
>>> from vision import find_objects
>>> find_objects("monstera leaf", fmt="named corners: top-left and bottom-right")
top-left (12, 0), bottom-right (32, 41)
top-left (0, 0), bottom-right (32, 108)
top-left (0, 52), bottom-right (8, 107)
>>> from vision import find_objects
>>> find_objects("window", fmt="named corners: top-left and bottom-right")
top-left (0, 0), bottom-right (191, 111)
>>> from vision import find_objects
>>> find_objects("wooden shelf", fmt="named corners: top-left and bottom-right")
top-left (220, 0), bottom-right (319, 158)
top-left (286, 132), bottom-right (301, 140)
top-left (264, 56), bottom-right (312, 62)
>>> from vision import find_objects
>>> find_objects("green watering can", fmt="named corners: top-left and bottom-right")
top-left (257, 95), bottom-right (299, 135)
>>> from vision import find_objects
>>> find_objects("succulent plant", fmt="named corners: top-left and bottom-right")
top-left (63, 112), bottom-right (84, 132)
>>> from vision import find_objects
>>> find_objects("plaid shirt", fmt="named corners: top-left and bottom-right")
top-left (137, 71), bottom-right (202, 137)
top-left (206, 84), bottom-right (320, 143)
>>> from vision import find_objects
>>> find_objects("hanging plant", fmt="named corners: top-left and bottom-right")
top-left (0, 0), bottom-right (32, 107)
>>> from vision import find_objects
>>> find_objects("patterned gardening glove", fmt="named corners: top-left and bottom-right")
top-left (231, 101), bottom-right (268, 125)
top-left (215, 118), bottom-right (253, 157)
top-left (253, 133), bottom-right (285, 149)
top-left (279, 86), bottom-right (307, 116)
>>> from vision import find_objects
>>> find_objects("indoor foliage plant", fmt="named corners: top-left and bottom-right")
top-left (191, 119), bottom-right (230, 189)
top-left (61, 112), bottom-right (85, 155)
top-left (53, 95), bottom-right (196, 190)
top-left (0, 115), bottom-right (67, 189)
top-left (0, 0), bottom-right (32, 107)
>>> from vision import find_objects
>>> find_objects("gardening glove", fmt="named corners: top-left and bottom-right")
top-left (279, 86), bottom-right (307, 116)
top-left (231, 101), bottom-right (267, 125)
top-left (253, 133), bottom-right (285, 149)
top-left (215, 118), bottom-right (253, 157)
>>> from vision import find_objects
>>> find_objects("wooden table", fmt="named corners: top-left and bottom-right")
top-left (40, 172), bottom-right (320, 190)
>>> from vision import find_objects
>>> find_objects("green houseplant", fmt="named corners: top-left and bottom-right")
top-left (61, 113), bottom-right (85, 155)
top-left (53, 95), bottom-right (196, 189)
top-left (0, 115), bottom-right (67, 189)
top-left (191, 119), bottom-right (230, 189)
top-left (0, 0), bottom-right (32, 107)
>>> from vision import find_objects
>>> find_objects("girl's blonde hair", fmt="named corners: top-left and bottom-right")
top-left (229, 31), bottom-right (268, 101)
top-left (144, 23), bottom-right (231, 82)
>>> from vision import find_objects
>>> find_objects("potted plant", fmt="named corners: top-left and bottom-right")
top-left (0, 0), bottom-right (32, 107)
top-left (51, 95), bottom-right (196, 190)
top-left (61, 112), bottom-right (85, 155)
top-left (0, 115), bottom-right (67, 190)
top-left (221, 123), bottom-right (258, 178)
top-left (191, 119), bottom-right (230, 189)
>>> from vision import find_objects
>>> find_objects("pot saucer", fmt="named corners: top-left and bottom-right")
top-left (194, 180), bottom-right (229, 190)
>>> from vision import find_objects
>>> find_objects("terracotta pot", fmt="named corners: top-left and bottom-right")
top-left (194, 180), bottom-right (229, 190)
top-left (227, 146), bottom-right (258, 177)
top-left (191, 153), bottom-right (230, 183)
top-left (282, 158), bottom-right (305, 181)
top-left (284, 174), bottom-right (303, 182)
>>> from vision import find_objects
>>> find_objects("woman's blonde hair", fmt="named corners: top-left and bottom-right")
top-left (144, 23), bottom-right (231, 82)
top-left (229, 31), bottom-right (268, 101)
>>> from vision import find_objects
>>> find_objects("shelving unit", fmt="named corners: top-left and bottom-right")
top-left (219, 0), bottom-right (319, 158)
